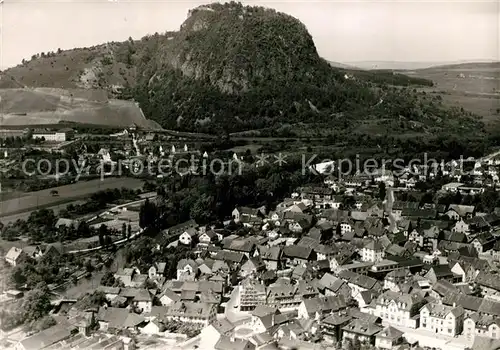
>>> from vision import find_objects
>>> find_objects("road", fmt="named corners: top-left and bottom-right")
top-left (383, 322), bottom-right (473, 350)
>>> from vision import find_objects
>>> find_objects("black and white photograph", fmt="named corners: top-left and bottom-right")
top-left (0, 1), bottom-right (499, 349)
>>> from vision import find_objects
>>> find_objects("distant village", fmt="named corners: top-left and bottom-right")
top-left (2, 124), bottom-right (500, 350)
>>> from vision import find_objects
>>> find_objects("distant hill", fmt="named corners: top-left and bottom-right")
top-left (326, 61), bottom-right (360, 70)
top-left (346, 60), bottom-right (499, 71)
top-left (400, 61), bottom-right (500, 125)
top-left (0, 2), bottom-right (485, 138)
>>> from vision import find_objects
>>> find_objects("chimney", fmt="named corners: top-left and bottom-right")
top-left (230, 335), bottom-right (235, 342)
top-left (453, 302), bottom-right (457, 308)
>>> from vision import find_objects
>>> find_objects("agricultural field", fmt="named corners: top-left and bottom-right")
top-left (0, 177), bottom-right (144, 218)
top-left (402, 62), bottom-right (500, 125)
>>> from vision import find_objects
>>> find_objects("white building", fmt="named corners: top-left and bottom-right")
top-left (464, 313), bottom-right (500, 342)
top-left (419, 303), bottom-right (464, 336)
top-left (32, 129), bottom-right (73, 142)
top-left (372, 291), bottom-right (424, 329)
top-left (361, 240), bottom-right (385, 263)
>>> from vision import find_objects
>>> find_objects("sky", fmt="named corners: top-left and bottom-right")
top-left (0, 0), bottom-right (499, 69)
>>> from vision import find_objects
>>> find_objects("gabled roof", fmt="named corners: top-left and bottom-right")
top-left (177, 258), bottom-right (199, 271)
top-left (210, 318), bottom-right (235, 335)
top-left (216, 336), bottom-right (256, 350)
top-left (214, 250), bottom-right (245, 264)
top-left (341, 319), bottom-right (382, 336)
top-left (447, 204), bottom-right (475, 217)
top-left (377, 326), bottom-right (403, 339)
top-left (259, 246), bottom-right (281, 261)
top-left (475, 271), bottom-right (500, 292)
top-left (223, 238), bottom-right (256, 253)
top-left (282, 245), bottom-right (314, 260)
top-left (421, 303), bottom-right (464, 318)
top-left (20, 325), bottom-right (72, 350)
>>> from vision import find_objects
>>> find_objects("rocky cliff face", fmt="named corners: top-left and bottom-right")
top-left (145, 2), bottom-right (321, 94)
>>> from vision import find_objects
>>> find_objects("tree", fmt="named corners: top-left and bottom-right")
top-left (85, 260), bottom-right (94, 273)
top-left (101, 271), bottom-right (116, 286)
top-left (121, 223), bottom-right (127, 239)
top-left (98, 224), bottom-right (107, 246)
top-left (10, 266), bottom-right (27, 288)
top-left (21, 284), bottom-right (52, 322)
top-left (378, 182), bottom-right (386, 200)
top-left (139, 199), bottom-right (157, 228)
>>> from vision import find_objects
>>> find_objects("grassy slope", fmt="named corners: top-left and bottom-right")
top-left (400, 62), bottom-right (500, 125)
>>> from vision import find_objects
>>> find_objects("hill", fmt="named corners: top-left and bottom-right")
top-left (0, 2), bottom-right (487, 138)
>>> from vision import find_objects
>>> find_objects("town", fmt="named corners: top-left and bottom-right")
top-left (1, 124), bottom-right (500, 350)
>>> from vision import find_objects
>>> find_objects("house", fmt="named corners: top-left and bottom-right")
top-left (282, 246), bottom-right (316, 267)
top-left (114, 267), bottom-right (140, 287)
top-left (446, 205), bottom-right (475, 220)
top-left (224, 238), bottom-right (257, 257)
top-left (232, 206), bottom-right (265, 223)
top-left (140, 320), bottom-right (163, 335)
top-left (430, 280), bottom-right (460, 302)
top-left (240, 257), bottom-right (266, 278)
top-left (17, 325), bottom-right (72, 350)
top-left (419, 303), bottom-right (465, 336)
top-left (424, 265), bottom-right (461, 284)
top-left (199, 319), bottom-right (236, 350)
top-left (250, 305), bottom-right (280, 333)
top-left (5, 247), bottom-right (28, 266)
top-left (179, 227), bottom-right (198, 245)
top-left (341, 319), bottom-right (382, 345)
top-left (240, 278), bottom-right (267, 311)
top-left (97, 307), bottom-right (146, 332)
top-left (133, 289), bottom-right (153, 313)
top-left (97, 286), bottom-right (121, 301)
top-left (177, 259), bottom-right (199, 281)
top-left (283, 212), bottom-right (314, 233)
top-left (215, 336), bottom-right (256, 350)
top-left (464, 313), bottom-right (500, 341)
top-left (258, 246), bottom-right (281, 270)
top-left (361, 240), bottom-right (384, 263)
top-left (375, 326), bottom-right (404, 349)
top-left (472, 232), bottom-right (497, 254)
top-left (372, 291), bottom-right (425, 329)
top-left (450, 261), bottom-right (476, 283)
top-left (199, 230), bottom-right (219, 246)
top-left (475, 271), bottom-right (500, 299)
top-left (42, 244), bottom-right (62, 259)
top-left (164, 301), bottom-right (217, 328)
top-left (318, 273), bottom-right (351, 299)
top-left (451, 219), bottom-right (470, 234)
top-left (383, 269), bottom-right (412, 292)
top-left (165, 219), bottom-right (198, 236)
top-left (148, 262), bottom-right (167, 279)
top-left (338, 270), bottom-right (382, 294)
top-left (321, 312), bottom-right (353, 342)
top-left (158, 289), bottom-right (181, 306)
top-left (297, 295), bottom-right (346, 320)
